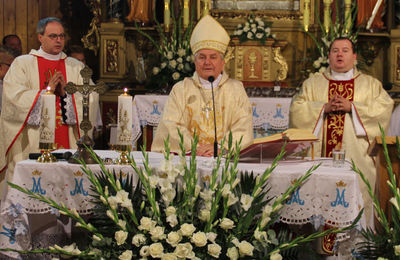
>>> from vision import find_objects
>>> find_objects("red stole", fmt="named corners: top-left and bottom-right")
top-left (324, 79), bottom-right (354, 157)
top-left (37, 57), bottom-right (70, 149)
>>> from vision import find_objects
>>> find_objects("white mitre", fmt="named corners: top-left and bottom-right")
top-left (190, 15), bottom-right (230, 54)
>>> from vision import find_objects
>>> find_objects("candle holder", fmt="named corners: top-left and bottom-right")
top-left (115, 144), bottom-right (131, 165)
top-left (37, 142), bottom-right (57, 163)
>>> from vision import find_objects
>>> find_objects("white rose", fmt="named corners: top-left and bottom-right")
top-left (172, 72), bottom-right (180, 80)
top-left (258, 21), bottom-right (265, 27)
top-left (161, 253), bottom-right (177, 260)
top-left (199, 209), bottom-right (210, 222)
top-left (167, 214), bottom-right (178, 227)
top-left (247, 32), bottom-right (253, 39)
top-left (208, 243), bottom-right (222, 258)
top-left (169, 60), bottom-right (177, 69)
top-left (167, 231), bottom-right (182, 247)
top-left (161, 62), bottom-right (167, 68)
top-left (132, 234), bottom-right (146, 247)
top-left (152, 67), bottom-right (160, 75)
top-left (138, 217), bottom-right (156, 231)
top-left (149, 243), bottom-right (164, 258)
top-left (177, 57), bottom-right (183, 63)
top-left (219, 218), bottom-right (235, 230)
top-left (256, 33), bottom-right (263, 39)
top-left (174, 243), bottom-right (193, 258)
top-left (177, 63), bottom-right (184, 71)
top-left (150, 226), bottom-right (166, 241)
top-left (238, 241), bottom-right (254, 257)
top-left (226, 247), bottom-right (239, 260)
top-left (191, 231), bottom-right (207, 247)
top-left (231, 237), bottom-right (240, 247)
top-left (119, 250), bottom-right (133, 260)
top-left (265, 27), bottom-right (271, 34)
top-left (177, 48), bottom-right (186, 57)
top-left (243, 26), bottom-right (249, 32)
top-left (206, 232), bottom-right (217, 243)
top-left (180, 223), bottom-right (196, 237)
top-left (395, 245), bottom-right (400, 256)
top-left (270, 251), bottom-right (283, 260)
top-left (167, 51), bottom-right (174, 60)
top-left (139, 246), bottom-right (150, 257)
top-left (118, 220), bottom-right (126, 230)
top-left (236, 29), bottom-right (243, 35)
top-left (115, 230), bottom-right (128, 246)
top-left (240, 194), bottom-right (254, 211)
top-left (165, 206), bottom-right (176, 216)
top-left (251, 28), bottom-right (257, 33)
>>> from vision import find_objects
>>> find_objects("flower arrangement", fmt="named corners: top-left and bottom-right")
top-left (233, 16), bottom-right (275, 45)
top-left (135, 8), bottom-right (195, 92)
top-left (304, 3), bottom-right (359, 74)
top-left (1, 132), bottom-right (360, 259)
top-left (352, 126), bottom-right (400, 259)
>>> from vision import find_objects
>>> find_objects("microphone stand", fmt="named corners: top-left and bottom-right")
top-left (208, 76), bottom-right (218, 158)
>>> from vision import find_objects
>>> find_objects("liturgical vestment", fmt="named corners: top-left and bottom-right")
top-left (0, 49), bottom-right (99, 185)
top-left (151, 71), bottom-right (253, 153)
top-left (290, 68), bottom-right (394, 227)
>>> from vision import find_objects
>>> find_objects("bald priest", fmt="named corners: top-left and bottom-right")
top-left (151, 15), bottom-right (253, 156)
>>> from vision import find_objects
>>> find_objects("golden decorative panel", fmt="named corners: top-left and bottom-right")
top-left (227, 39), bottom-right (288, 83)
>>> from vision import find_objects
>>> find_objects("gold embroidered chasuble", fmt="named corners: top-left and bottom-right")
top-left (289, 68), bottom-right (394, 227)
top-left (151, 71), bottom-right (253, 153)
top-left (325, 78), bottom-right (354, 157)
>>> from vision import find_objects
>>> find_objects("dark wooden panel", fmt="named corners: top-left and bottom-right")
top-left (27, 0), bottom-right (40, 51)
top-left (16, 0), bottom-right (28, 54)
top-left (3, 0), bottom-right (16, 35)
top-left (0, 0), bottom-right (4, 39)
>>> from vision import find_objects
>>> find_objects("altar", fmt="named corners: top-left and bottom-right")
top-left (109, 95), bottom-right (292, 149)
top-left (0, 151), bottom-right (365, 258)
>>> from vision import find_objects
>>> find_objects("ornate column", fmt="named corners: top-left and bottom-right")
top-left (99, 22), bottom-right (126, 81)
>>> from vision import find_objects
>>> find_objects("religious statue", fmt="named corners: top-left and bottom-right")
top-left (357, 0), bottom-right (385, 30)
top-left (126, 0), bottom-right (152, 24)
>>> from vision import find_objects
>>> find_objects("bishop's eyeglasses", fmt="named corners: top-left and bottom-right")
top-left (45, 33), bottom-right (66, 40)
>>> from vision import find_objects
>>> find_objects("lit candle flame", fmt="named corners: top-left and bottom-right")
top-left (124, 87), bottom-right (128, 93)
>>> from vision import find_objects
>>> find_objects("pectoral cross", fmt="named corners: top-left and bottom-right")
top-left (65, 66), bottom-right (107, 164)
top-left (202, 102), bottom-right (212, 119)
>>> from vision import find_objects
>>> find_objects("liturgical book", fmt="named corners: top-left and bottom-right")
top-left (239, 128), bottom-right (318, 162)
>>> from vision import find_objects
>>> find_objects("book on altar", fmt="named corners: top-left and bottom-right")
top-left (239, 128), bottom-right (319, 162)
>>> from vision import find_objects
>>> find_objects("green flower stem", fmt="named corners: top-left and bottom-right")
top-left (351, 161), bottom-right (390, 234)
top-left (7, 182), bottom-right (103, 239)
top-left (271, 209), bottom-right (362, 255)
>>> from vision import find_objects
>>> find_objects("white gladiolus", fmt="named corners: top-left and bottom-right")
top-left (165, 206), bottom-right (176, 216)
top-left (132, 234), bottom-right (146, 247)
top-left (240, 194), bottom-right (254, 211)
top-left (119, 250), bottom-right (133, 260)
top-left (167, 214), bottom-right (179, 227)
top-left (206, 232), bottom-right (217, 243)
top-left (228, 193), bottom-right (239, 206)
top-left (270, 250), bottom-right (283, 260)
top-left (390, 197), bottom-right (400, 211)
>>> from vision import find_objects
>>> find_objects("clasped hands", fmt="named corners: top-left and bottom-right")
top-left (324, 94), bottom-right (351, 113)
top-left (47, 71), bottom-right (66, 97)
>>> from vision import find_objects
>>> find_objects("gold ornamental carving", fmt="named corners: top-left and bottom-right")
top-left (227, 39), bottom-right (288, 83)
top-left (106, 39), bottom-right (119, 73)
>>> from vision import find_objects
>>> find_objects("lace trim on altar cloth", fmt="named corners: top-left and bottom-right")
top-left (27, 90), bottom-right (45, 126)
top-left (64, 94), bottom-right (76, 125)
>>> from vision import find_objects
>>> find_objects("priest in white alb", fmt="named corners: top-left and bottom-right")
top-left (290, 37), bottom-right (394, 228)
top-left (0, 17), bottom-right (100, 198)
top-left (151, 15), bottom-right (253, 156)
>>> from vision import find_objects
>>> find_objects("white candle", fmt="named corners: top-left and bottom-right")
top-left (303, 0), bottom-right (310, 32)
top-left (366, 0), bottom-right (383, 30)
top-left (164, 0), bottom-right (170, 32)
top-left (39, 87), bottom-right (56, 144)
top-left (183, 0), bottom-right (189, 29)
top-left (117, 88), bottom-right (133, 146)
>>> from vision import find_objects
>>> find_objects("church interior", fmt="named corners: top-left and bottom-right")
top-left (1, 0), bottom-right (400, 259)
top-left (0, 0), bottom-right (398, 150)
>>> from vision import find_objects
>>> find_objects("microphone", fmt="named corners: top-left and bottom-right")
top-left (29, 151), bottom-right (73, 161)
top-left (208, 76), bottom-right (218, 158)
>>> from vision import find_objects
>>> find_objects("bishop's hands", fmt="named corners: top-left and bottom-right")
top-left (47, 71), bottom-right (66, 97)
top-left (324, 94), bottom-right (351, 113)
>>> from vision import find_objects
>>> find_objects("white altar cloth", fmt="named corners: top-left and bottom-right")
top-left (0, 151), bottom-right (364, 257)
top-left (131, 95), bottom-right (292, 142)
